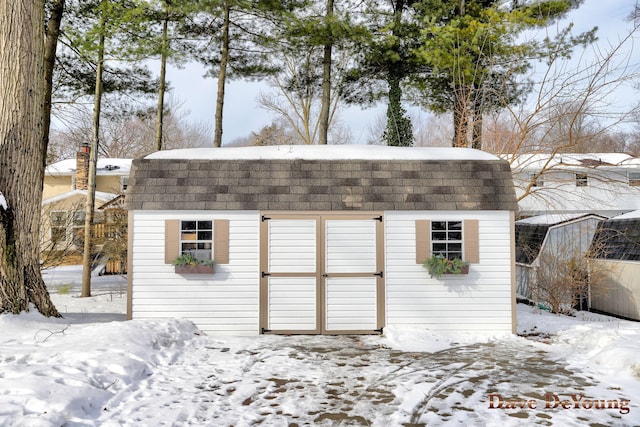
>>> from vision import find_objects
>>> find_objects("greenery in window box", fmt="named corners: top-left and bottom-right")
top-left (172, 254), bottom-right (216, 274)
top-left (422, 255), bottom-right (469, 278)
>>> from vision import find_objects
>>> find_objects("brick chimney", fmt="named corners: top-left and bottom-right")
top-left (75, 142), bottom-right (90, 190)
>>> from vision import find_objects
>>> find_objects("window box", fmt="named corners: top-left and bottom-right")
top-left (422, 255), bottom-right (469, 279)
top-left (172, 253), bottom-right (216, 275)
top-left (174, 264), bottom-right (215, 275)
top-left (443, 264), bottom-right (469, 275)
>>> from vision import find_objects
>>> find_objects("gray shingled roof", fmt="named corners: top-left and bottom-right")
top-left (125, 155), bottom-right (517, 212)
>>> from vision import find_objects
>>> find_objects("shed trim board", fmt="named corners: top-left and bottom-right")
top-left (128, 209), bottom-right (515, 336)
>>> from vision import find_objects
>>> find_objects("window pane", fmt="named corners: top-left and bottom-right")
top-left (182, 221), bottom-right (196, 231)
top-left (198, 231), bottom-right (212, 240)
top-left (448, 243), bottom-right (462, 252)
top-left (51, 228), bottom-right (66, 244)
top-left (181, 231), bottom-right (197, 241)
top-left (72, 211), bottom-right (85, 226)
top-left (576, 174), bottom-right (588, 187)
top-left (449, 221), bottom-right (462, 230)
top-left (50, 211), bottom-right (67, 226)
top-left (432, 221), bottom-right (446, 231)
top-left (181, 242), bottom-right (197, 251)
top-left (449, 232), bottom-right (462, 240)
top-left (198, 221), bottom-right (212, 230)
top-left (192, 249), bottom-right (211, 261)
top-left (432, 232), bottom-right (447, 240)
top-left (197, 242), bottom-right (212, 250)
top-left (433, 243), bottom-right (447, 252)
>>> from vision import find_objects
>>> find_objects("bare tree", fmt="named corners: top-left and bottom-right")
top-left (0, 0), bottom-right (59, 316)
top-left (486, 16), bottom-right (640, 205)
top-left (517, 218), bottom-right (612, 315)
top-left (257, 49), bottom-right (350, 145)
top-left (48, 97), bottom-right (212, 162)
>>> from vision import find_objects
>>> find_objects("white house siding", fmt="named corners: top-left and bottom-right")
top-left (130, 210), bottom-right (260, 336)
top-left (590, 260), bottom-right (640, 321)
top-left (384, 211), bottom-right (514, 334)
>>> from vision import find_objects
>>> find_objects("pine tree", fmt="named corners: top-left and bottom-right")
top-left (413, 0), bottom-right (595, 148)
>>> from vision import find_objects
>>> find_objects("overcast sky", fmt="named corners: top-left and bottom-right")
top-left (166, 0), bottom-right (639, 146)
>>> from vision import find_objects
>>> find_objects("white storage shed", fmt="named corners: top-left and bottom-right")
top-left (125, 145), bottom-right (518, 336)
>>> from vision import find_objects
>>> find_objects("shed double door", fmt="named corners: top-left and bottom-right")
top-left (260, 213), bottom-right (384, 334)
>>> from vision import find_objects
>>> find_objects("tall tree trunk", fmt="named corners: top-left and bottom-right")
top-left (318, 0), bottom-right (333, 145)
top-left (382, 0), bottom-right (413, 147)
top-left (81, 25), bottom-right (106, 298)
top-left (44, 0), bottom-right (65, 163)
top-left (0, 0), bottom-right (60, 316)
top-left (471, 83), bottom-right (483, 150)
top-left (471, 109), bottom-right (482, 150)
top-left (155, 12), bottom-right (169, 151)
top-left (453, 84), bottom-right (470, 147)
top-left (213, 4), bottom-right (230, 148)
top-left (384, 72), bottom-right (413, 146)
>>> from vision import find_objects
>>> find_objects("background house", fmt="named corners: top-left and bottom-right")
top-left (589, 210), bottom-right (640, 321)
top-left (507, 153), bottom-right (640, 217)
top-left (41, 144), bottom-right (131, 268)
top-left (126, 145), bottom-right (518, 336)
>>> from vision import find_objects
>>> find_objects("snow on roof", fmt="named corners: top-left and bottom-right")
top-left (46, 158), bottom-right (132, 176)
top-left (42, 190), bottom-right (119, 206)
top-left (505, 153), bottom-right (638, 170)
top-left (516, 213), bottom-right (604, 225)
top-left (611, 210), bottom-right (640, 220)
top-left (144, 145), bottom-right (502, 161)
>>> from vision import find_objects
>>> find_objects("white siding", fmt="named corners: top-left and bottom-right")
top-left (590, 260), bottom-right (640, 321)
top-left (384, 211), bottom-right (514, 333)
top-left (131, 209), bottom-right (515, 336)
top-left (130, 210), bottom-right (260, 335)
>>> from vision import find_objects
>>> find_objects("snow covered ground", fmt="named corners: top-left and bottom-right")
top-left (0, 266), bottom-right (638, 426)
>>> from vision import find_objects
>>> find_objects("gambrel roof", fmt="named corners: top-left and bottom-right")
top-left (125, 145), bottom-right (518, 212)
top-left (591, 211), bottom-right (640, 261)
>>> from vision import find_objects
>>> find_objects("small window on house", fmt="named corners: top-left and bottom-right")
top-left (575, 173), bottom-right (588, 187)
top-left (629, 172), bottom-right (640, 186)
top-left (72, 210), bottom-right (85, 246)
top-left (529, 173), bottom-right (543, 187)
top-left (180, 220), bottom-right (213, 262)
top-left (50, 211), bottom-right (67, 245)
top-left (120, 176), bottom-right (129, 192)
top-left (431, 221), bottom-right (463, 260)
